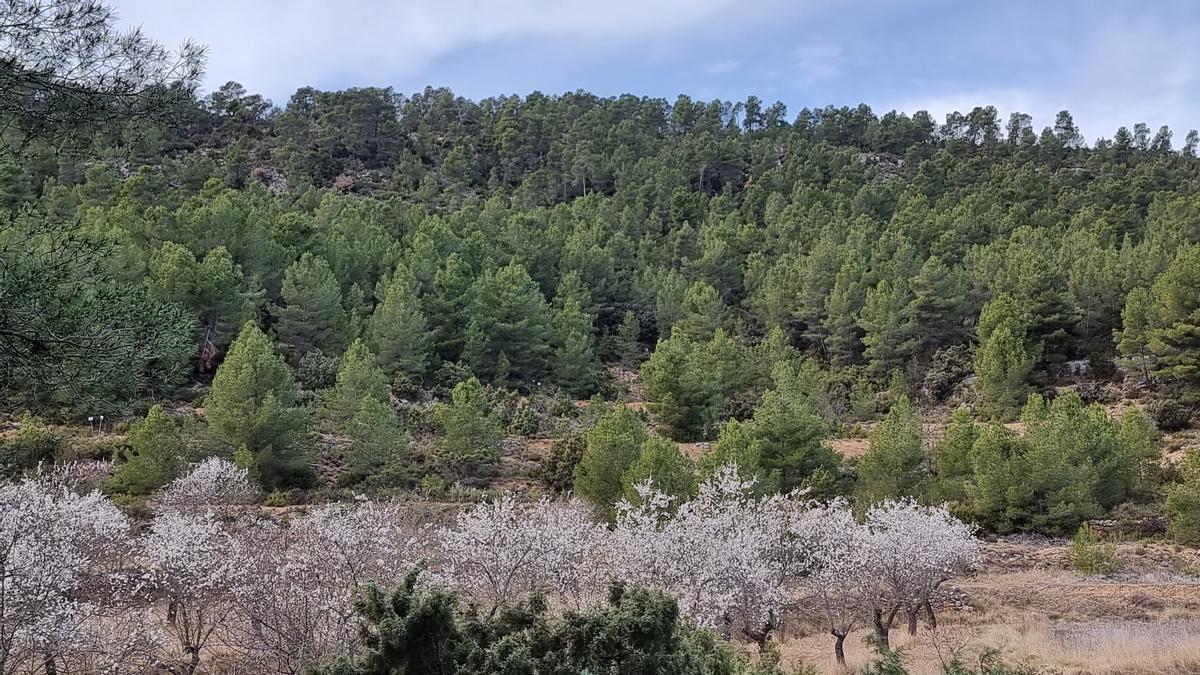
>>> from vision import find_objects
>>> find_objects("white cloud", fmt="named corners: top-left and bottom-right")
top-left (878, 16), bottom-right (1200, 142)
top-left (110, 0), bottom-right (801, 99)
top-left (792, 38), bottom-right (846, 81)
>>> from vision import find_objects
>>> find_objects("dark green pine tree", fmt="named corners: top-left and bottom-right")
top-left (673, 281), bottom-right (723, 341)
top-left (856, 393), bottom-right (927, 504)
top-left (822, 258), bottom-right (866, 365)
top-left (974, 294), bottom-right (1035, 420)
top-left (860, 278), bottom-right (916, 379)
top-left (366, 266), bottom-right (432, 380)
top-left (205, 322), bottom-right (311, 488)
top-left (324, 339), bottom-right (390, 423)
top-left (1149, 245), bottom-right (1200, 400)
top-left (905, 256), bottom-right (970, 356)
top-left (272, 252), bottom-right (349, 360)
top-left (470, 262), bottom-right (551, 384)
top-left (551, 296), bottom-right (603, 397)
top-left (107, 405), bottom-right (184, 495)
top-left (425, 253), bottom-right (474, 363)
top-left (573, 405), bottom-right (647, 520)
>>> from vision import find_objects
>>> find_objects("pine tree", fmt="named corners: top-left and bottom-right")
top-left (702, 419), bottom-right (776, 493)
top-left (205, 322), bottom-right (310, 488)
top-left (751, 370), bottom-right (839, 493)
top-left (325, 339), bottom-right (390, 423)
top-left (621, 436), bottom-right (697, 506)
top-left (273, 252), bottom-right (348, 360)
top-left (931, 407), bottom-right (978, 504)
top-left (974, 294), bottom-right (1034, 420)
top-left (342, 396), bottom-right (410, 488)
top-left (641, 333), bottom-right (720, 441)
top-left (1116, 286), bottom-right (1155, 386)
top-left (860, 278), bottom-right (915, 378)
top-left (673, 281), bottom-right (723, 341)
top-left (614, 310), bottom-right (643, 366)
top-left (856, 394), bottom-right (927, 504)
top-left (470, 262), bottom-right (551, 383)
top-left (573, 405), bottom-right (647, 520)
top-left (367, 267), bottom-right (432, 380)
top-left (107, 405), bottom-right (184, 495)
top-left (1149, 245), bottom-right (1200, 399)
top-left (550, 297), bottom-right (603, 397)
top-left (426, 253), bottom-right (474, 363)
top-left (1167, 449), bottom-right (1200, 545)
top-left (433, 378), bottom-right (502, 479)
top-left (822, 259), bottom-right (866, 365)
top-left (905, 256), bottom-right (970, 356)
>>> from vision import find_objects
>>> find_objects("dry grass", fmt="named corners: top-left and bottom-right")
top-left (777, 617), bottom-right (1200, 675)
top-left (977, 619), bottom-right (1200, 674)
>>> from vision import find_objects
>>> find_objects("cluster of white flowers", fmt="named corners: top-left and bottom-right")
top-left (155, 456), bottom-right (257, 512)
top-left (436, 465), bottom-right (980, 665)
top-left (610, 467), bottom-right (789, 633)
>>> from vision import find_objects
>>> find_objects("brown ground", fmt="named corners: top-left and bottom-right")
top-left (777, 539), bottom-right (1200, 674)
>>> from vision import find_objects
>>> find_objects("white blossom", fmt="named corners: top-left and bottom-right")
top-left (156, 457), bottom-right (257, 512)
top-left (437, 494), bottom-right (606, 611)
top-left (229, 500), bottom-right (425, 673)
top-left (141, 509), bottom-right (249, 674)
top-left (863, 498), bottom-right (982, 634)
top-left (610, 466), bottom-right (799, 634)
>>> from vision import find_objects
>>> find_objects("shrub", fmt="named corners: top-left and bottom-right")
top-left (1167, 449), bottom-right (1200, 545)
top-left (297, 349), bottom-right (339, 390)
top-left (1147, 399), bottom-right (1192, 432)
top-left (540, 430), bottom-right (586, 493)
top-left (311, 578), bottom-right (784, 675)
top-left (1, 413), bottom-right (65, 475)
top-left (507, 399), bottom-right (540, 436)
top-left (418, 473), bottom-right (449, 497)
top-left (1068, 523), bottom-right (1119, 574)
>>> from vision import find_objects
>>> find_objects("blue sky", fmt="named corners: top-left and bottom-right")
top-left (112, 0), bottom-right (1200, 141)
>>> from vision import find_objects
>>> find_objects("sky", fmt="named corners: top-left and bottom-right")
top-left (110, 0), bottom-right (1200, 141)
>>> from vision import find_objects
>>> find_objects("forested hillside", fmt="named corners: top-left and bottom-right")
top-left (6, 0), bottom-right (1200, 525)
top-left (9, 80), bottom-right (1200, 401)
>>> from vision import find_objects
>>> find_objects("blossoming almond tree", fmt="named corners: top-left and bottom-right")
top-left (611, 466), bottom-right (795, 638)
top-left (141, 509), bottom-right (248, 675)
top-left (437, 494), bottom-right (606, 612)
top-left (155, 457), bottom-right (258, 513)
top-left (229, 499), bottom-right (426, 673)
top-left (0, 474), bottom-right (129, 675)
top-left (863, 498), bottom-right (981, 636)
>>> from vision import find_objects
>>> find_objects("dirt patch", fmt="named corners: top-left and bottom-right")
top-left (828, 437), bottom-right (870, 459)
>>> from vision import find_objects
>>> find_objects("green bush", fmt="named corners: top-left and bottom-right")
top-left (312, 578), bottom-right (805, 675)
top-left (540, 429), bottom-right (586, 493)
top-left (1068, 523), bottom-right (1119, 574)
top-left (507, 399), bottom-right (540, 436)
top-left (297, 349), bottom-right (339, 390)
top-left (1, 413), bottom-right (65, 475)
top-left (1167, 449), bottom-right (1200, 545)
top-left (1147, 399), bottom-right (1192, 431)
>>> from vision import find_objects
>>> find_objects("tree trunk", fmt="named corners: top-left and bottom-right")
top-left (42, 653), bottom-right (58, 675)
top-left (183, 645), bottom-right (200, 675)
top-left (924, 599), bottom-right (938, 630)
top-left (872, 607), bottom-right (891, 650)
top-left (833, 631), bottom-right (847, 667)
